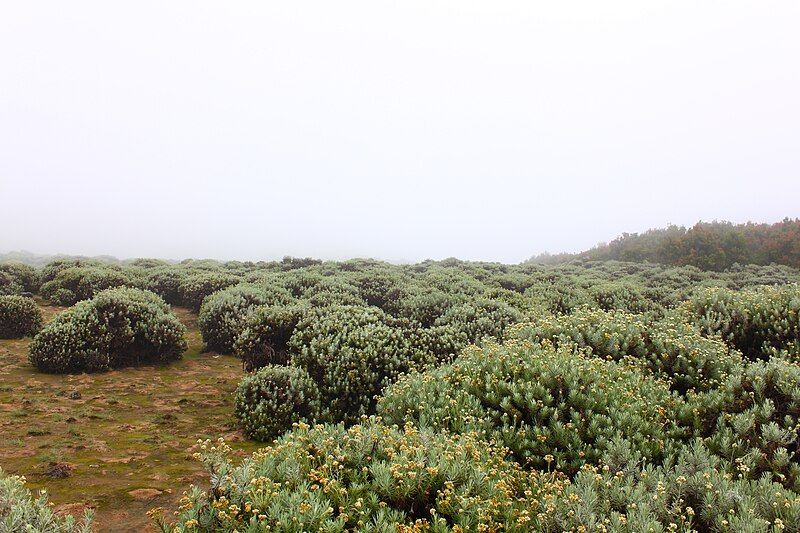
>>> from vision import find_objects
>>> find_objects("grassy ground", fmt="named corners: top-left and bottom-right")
top-left (0, 302), bottom-right (263, 532)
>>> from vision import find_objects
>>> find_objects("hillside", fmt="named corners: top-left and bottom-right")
top-left (529, 218), bottom-right (800, 270)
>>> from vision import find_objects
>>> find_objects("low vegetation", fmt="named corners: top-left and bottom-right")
top-left (0, 252), bottom-right (798, 530)
top-left (0, 295), bottom-right (43, 339)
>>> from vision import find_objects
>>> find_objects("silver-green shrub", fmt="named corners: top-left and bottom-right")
top-left (234, 365), bottom-right (321, 441)
top-left (0, 295), bottom-right (43, 339)
top-left (29, 287), bottom-right (186, 373)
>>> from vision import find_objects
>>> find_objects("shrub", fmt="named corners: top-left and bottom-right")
top-left (234, 365), bottom-right (321, 441)
top-left (0, 468), bottom-right (93, 532)
top-left (155, 419), bottom-right (551, 532)
top-left (29, 287), bottom-right (187, 373)
top-left (0, 262), bottom-right (39, 294)
top-left (508, 308), bottom-right (742, 393)
top-left (684, 357), bottom-right (800, 491)
top-left (0, 271), bottom-right (22, 296)
top-left (433, 297), bottom-right (520, 345)
top-left (588, 281), bottom-right (660, 314)
top-left (39, 259), bottom-right (100, 285)
top-left (524, 282), bottom-right (592, 315)
top-left (144, 266), bottom-right (188, 305)
top-left (684, 285), bottom-right (800, 361)
top-left (289, 305), bottom-right (436, 424)
top-left (198, 284), bottom-right (294, 354)
top-left (379, 340), bottom-right (680, 475)
top-left (534, 441), bottom-right (800, 532)
top-left (40, 266), bottom-right (132, 306)
top-left (0, 296), bottom-right (43, 339)
top-left (234, 303), bottom-right (308, 371)
top-left (390, 287), bottom-right (455, 327)
top-left (178, 272), bottom-right (239, 311)
top-left (353, 269), bottom-right (407, 308)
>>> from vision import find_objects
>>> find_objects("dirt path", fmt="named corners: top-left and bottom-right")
top-left (0, 304), bottom-right (262, 532)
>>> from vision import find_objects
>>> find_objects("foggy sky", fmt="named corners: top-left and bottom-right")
top-left (1, 1), bottom-right (799, 263)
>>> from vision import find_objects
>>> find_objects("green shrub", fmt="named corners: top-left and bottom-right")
top-left (155, 419), bottom-right (550, 532)
top-left (0, 271), bottom-right (22, 296)
top-left (433, 298), bottom-right (520, 345)
top-left (379, 340), bottom-right (680, 475)
top-left (289, 305), bottom-right (436, 424)
top-left (39, 259), bottom-right (100, 285)
top-left (684, 285), bottom-right (800, 361)
top-left (353, 269), bottom-right (407, 308)
top-left (29, 287), bottom-right (187, 373)
top-left (588, 281), bottom-right (660, 314)
top-left (234, 365), bottom-right (321, 441)
top-left (0, 295), bottom-right (43, 339)
top-left (144, 266), bottom-right (188, 305)
top-left (533, 441), bottom-right (800, 532)
top-left (198, 284), bottom-right (293, 354)
top-left (508, 308), bottom-right (742, 394)
top-left (0, 262), bottom-right (39, 294)
top-left (390, 287), bottom-right (455, 327)
top-left (234, 304), bottom-right (308, 371)
top-left (40, 266), bottom-right (132, 306)
top-left (684, 357), bottom-right (800, 492)
top-left (178, 272), bottom-right (239, 311)
top-left (525, 282), bottom-right (592, 315)
top-left (0, 468), bottom-right (93, 532)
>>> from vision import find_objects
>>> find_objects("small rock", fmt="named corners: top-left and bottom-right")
top-left (68, 391), bottom-right (81, 400)
top-left (45, 462), bottom-right (75, 479)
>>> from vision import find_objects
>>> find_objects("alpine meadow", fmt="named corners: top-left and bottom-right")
top-left (2, 1), bottom-right (800, 532)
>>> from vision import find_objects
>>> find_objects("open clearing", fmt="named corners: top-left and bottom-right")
top-left (0, 302), bottom-right (261, 532)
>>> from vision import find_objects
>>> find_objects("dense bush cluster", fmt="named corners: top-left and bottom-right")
top-left (685, 357), bottom-right (800, 492)
top-left (379, 340), bottom-right (680, 474)
top-left (0, 262), bottom-right (39, 295)
top-left (29, 287), bottom-right (187, 373)
top-left (178, 271), bottom-right (240, 311)
top-left (156, 419), bottom-right (552, 532)
top-left (509, 308), bottom-right (742, 393)
top-left (0, 295), bottom-right (43, 339)
top-left (0, 468), bottom-right (93, 532)
top-left (684, 284), bottom-right (800, 361)
top-left (7, 254), bottom-right (800, 530)
top-left (39, 266), bottom-right (135, 306)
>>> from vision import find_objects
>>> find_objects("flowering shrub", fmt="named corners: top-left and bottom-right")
top-left (684, 285), bottom-right (800, 361)
top-left (0, 468), bottom-right (93, 532)
top-left (535, 441), bottom-right (800, 532)
top-left (234, 365), bottom-right (321, 441)
top-left (0, 295), bottom-right (43, 339)
top-left (508, 308), bottom-right (742, 393)
top-left (154, 419), bottom-right (555, 532)
top-left (379, 340), bottom-right (681, 475)
top-left (684, 357), bottom-right (800, 492)
top-left (29, 287), bottom-right (187, 373)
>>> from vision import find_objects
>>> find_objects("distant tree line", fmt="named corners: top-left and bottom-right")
top-left (529, 218), bottom-right (800, 271)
